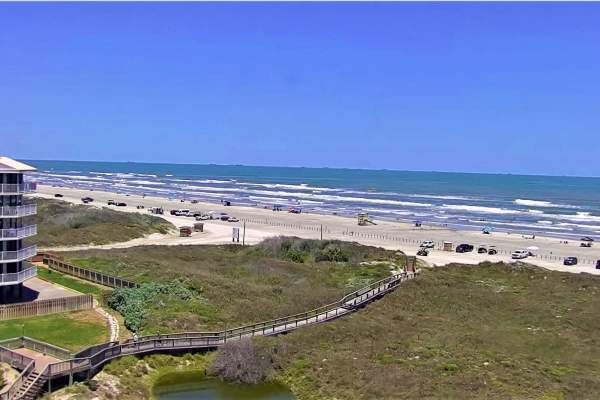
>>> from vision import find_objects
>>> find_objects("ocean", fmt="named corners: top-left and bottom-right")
top-left (24, 160), bottom-right (600, 240)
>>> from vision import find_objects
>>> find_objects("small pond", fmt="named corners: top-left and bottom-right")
top-left (153, 371), bottom-right (295, 400)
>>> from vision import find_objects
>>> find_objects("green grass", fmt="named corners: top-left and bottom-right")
top-left (0, 311), bottom-right (108, 352)
top-left (59, 239), bottom-right (400, 334)
top-left (37, 267), bottom-right (107, 296)
top-left (261, 262), bottom-right (600, 399)
top-left (29, 198), bottom-right (174, 247)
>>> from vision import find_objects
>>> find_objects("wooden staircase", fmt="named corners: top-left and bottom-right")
top-left (14, 369), bottom-right (47, 400)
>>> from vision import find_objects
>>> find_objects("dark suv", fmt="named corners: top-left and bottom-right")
top-left (456, 244), bottom-right (474, 253)
top-left (563, 257), bottom-right (578, 266)
top-left (596, 260), bottom-right (600, 270)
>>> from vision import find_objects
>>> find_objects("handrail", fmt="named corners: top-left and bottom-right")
top-left (48, 270), bottom-right (419, 379)
top-left (0, 345), bottom-right (36, 400)
top-left (0, 246), bottom-right (37, 263)
top-left (0, 204), bottom-right (36, 218)
top-left (0, 345), bottom-right (35, 370)
top-left (0, 266), bottom-right (37, 285)
top-left (0, 183), bottom-right (37, 194)
top-left (20, 337), bottom-right (72, 360)
top-left (0, 359), bottom-right (35, 400)
top-left (8, 267), bottom-right (419, 399)
top-left (15, 364), bottom-right (48, 400)
top-left (0, 225), bottom-right (37, 240)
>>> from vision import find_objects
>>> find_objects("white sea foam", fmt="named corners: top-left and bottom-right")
top-left (488, 221), bottom-right (573, 231)
top-left (441, 204), bottom-right (520, 215)
top-left (167, 178), bottom-right (232, 184)
top-left (236, 182), bottom-right (340, 192)
top-left (514, 199), bottom-right (579, 209)
top-left (407, 194), bottom-right (476, 201)
top-left (557, 212), bottom-right (600, 223)
top-left (527, 209), bottom-right (545, 215)
top-left (128, 180), bottom-right (166, 186)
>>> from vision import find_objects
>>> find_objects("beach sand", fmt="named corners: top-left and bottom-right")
top-left (33, 184), bottom-right (600, 275)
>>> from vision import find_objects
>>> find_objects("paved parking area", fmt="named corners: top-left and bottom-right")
top-left (22, 277), bottom-right (79, 302)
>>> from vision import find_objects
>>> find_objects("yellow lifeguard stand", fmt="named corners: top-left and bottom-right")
top-left (358, 213), bottom-right (370, 226)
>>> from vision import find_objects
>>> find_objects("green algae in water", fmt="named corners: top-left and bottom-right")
top-left (154, 371), bottom-right (294, 400)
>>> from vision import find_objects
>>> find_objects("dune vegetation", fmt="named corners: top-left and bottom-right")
top-left (58, 238), bottom-right (404, 335)
top-left (30, 198), bottom-right (174, 247)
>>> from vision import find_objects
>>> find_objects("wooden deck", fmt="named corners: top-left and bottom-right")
top-left (10, 349), bottom-right (60, 373)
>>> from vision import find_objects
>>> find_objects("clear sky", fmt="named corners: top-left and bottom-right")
top-left (2, 2), bottom-right (599, 176)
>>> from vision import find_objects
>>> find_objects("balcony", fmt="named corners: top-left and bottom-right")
top-left (0, 183), bottom-right (37, 195)
top-left (0, 225), bottom-right (37, 241)
top-left (0, 204), bottom-right (37, 218)
top-left (0, 264), bottom-right (37, 286)
top-left (0, 246), bottom-right (37, 263)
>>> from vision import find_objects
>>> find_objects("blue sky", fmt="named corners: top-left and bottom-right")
top-left (2, 2), bottom-right (599, 176)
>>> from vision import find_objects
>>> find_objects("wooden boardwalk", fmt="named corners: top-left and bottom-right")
top-left (5, 269), bottom-right (419, 400)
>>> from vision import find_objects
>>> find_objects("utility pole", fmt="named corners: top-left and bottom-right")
top-left (242, 221), bottom-right (246, 246)
top-left (320, 224), bottom-right (323, 241)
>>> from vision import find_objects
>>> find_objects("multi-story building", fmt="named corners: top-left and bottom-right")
top-left (0, 157), bottom-right (37, 302)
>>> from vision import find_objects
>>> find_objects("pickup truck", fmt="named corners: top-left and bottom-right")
top-left (511, 250), bottom-right (529, 259)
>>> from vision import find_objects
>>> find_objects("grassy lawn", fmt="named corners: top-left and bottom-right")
top-left (262, 262), bottom-right (600, 400)
top-left (59, 238), bottom-right (403, 334)
top-left (0, 310), bottom-right (108, 352)
top-left (37, 267), bottom-right (107, 296)
top-left (28, 198), bottom-right (174, 247)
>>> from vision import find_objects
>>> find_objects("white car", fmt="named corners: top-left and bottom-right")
top-left (420, 240), bottom-right (435, 249)
top-left (228, 217), bottom-right (240, 223)
top-left (511, 250), bottom-right (529, 259)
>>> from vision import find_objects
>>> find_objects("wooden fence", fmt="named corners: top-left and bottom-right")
top-left (0, 295), bottom-right (94, 321)
top-left (44, 257), bottom-right (138, 289)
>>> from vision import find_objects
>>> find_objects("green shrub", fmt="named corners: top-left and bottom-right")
top-left (314, 247), bottom-right (349, 263)
top-left (284, 249), bottom-right (307, 263)
top-left (107, 281), bottom-right (199, 332)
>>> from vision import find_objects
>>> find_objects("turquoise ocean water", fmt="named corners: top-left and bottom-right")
top-left (24, 160), bottom-right (600, 239)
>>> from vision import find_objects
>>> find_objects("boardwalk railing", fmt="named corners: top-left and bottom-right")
top-left (44, 257), bottom-right (138, 289)
top-left (9, 269), bottom-right (419, 399)
top-left (0, 345), bottom-right (35, 400)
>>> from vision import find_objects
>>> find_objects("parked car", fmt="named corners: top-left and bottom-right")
top-left (563, 257), bottom-right (578, 266)
top-left (191, 200), bottom-right (199, 204)
top-left (596, 260), bottom-right (600, 270)
top-left (581, 236), bottom-right (594, 242)
top-left (170, 209), bottom-right (178, 215)
top-left (107, 199), bottom-right (116, 205)
top-left (81, 196), bottom-right (94, 203)
top-left (487, 246), bottom-right (498, 255)
top-left (116, 202), bottom-right (127, 207)
top-left (219, 213), bottom-right (230, 221)
top-left (196, 214), bottom-right (210, 221)
top-left (456, 244), bottom-right (474, 253)
top-left (136, 205), bottom-right (145, 209)
top-left (477, 245), bottom-right (488, 254)
top-left (511, 250), bottom-right (529, 259)
top-left (417, 248), bottom-right (429, 256)
top-left (228, 217), bottom-right (240, 223)
top-left (580, 242), bottom-right (592, 248)
top-left (420, 240), bottom-right (435, 249)
top-left (54, 193), bottom-right (63, 198)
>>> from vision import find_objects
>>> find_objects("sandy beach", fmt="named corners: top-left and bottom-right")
top-left (33, 184), bottom-right (600, 275)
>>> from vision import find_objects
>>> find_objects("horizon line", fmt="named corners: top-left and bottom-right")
top-left (19, 158), bottom-right (600, 180)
